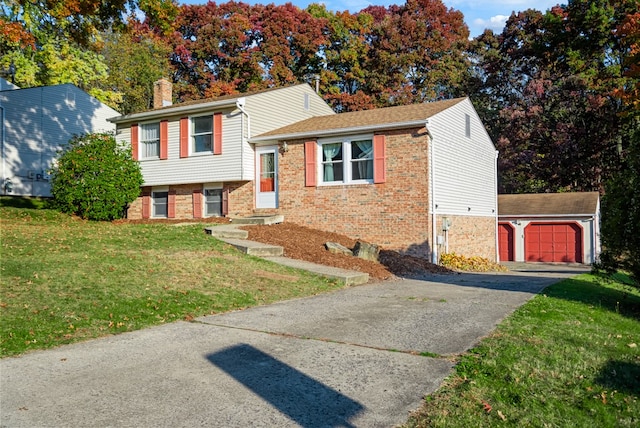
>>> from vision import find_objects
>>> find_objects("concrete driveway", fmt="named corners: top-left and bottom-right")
top-left (0, 265), bottom-right (587, 427)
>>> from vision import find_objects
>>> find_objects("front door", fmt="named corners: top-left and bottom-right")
top-left (256, 146), bottom-right (278, 209)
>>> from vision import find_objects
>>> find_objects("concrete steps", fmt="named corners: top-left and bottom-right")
top-left (204, 219), bottom-right (370, 285)
top-left (204, 225), bottom-right (249, 239)
top-left (218, 238), bottom-right (284, 257)
top-left (229, 215), bottom-right (284, 225)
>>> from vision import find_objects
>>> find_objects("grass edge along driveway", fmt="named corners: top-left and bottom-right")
top-left (404, 272), bottom-right (640, 427)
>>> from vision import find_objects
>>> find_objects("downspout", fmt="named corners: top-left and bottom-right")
top-left (236, 98), bottom-right (250, 180)
top-left (494, 150), bottom-right (499, 262)
top-left (427, 121), bottom-right (438, 264)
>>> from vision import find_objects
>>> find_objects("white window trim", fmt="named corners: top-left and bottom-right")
top-left (139, 121), bottom-right (160, 161)
top-left (317, 134), bottom-right (374, 186)
top-left (151, 186), bottom-right (170, 218)
top-left (190, 114), bottom-right (214, 156)
top-left (203, 183), bottom-right (224, 218)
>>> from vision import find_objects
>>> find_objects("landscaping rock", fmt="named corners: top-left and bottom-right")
top-left (353, 240), bottom-right (380, 262)
top-left (325, 241), bottom-right (353, 256)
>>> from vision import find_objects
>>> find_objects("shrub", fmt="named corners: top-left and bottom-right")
top-left (50, 132), bottom-right (143, 221)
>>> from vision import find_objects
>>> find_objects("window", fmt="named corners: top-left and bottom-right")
top-left (192, 115), bottom-right (213, 153)
top-left (141, 123), bottom-right (160, 158)
top-left (204, 188), bottom-right (222, 217)
top-left (152, 191), bottom-right (168, 217)
top-left (320, 137), bottom-right (373, 184)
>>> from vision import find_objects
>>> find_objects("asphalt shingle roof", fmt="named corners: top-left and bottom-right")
top-left (257, 97), bottom-right (466, 137)
top-left (498, 192), bottom-right (600, 216)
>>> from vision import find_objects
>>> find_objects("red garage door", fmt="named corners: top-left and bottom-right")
top-left (525, 223), bottom-right (582, 263)
top-left (498, 223), bottom-right (515, 261)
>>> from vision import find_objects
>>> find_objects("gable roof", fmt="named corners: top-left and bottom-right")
top-left (252, 97), bottom-right (466, 141)
top-left (498, 192), bottom-right (600, 217)
top-left (109, 83), bottom-right (320, 124)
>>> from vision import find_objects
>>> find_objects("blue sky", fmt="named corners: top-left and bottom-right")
top-left (181, 1), bottom-right (563, 37)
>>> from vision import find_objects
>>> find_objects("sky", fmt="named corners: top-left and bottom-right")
top-left (181, 0), bottom-right (564, 37)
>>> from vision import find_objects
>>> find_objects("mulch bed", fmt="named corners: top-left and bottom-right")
top-left (242, 223), bottom-right (452, 281)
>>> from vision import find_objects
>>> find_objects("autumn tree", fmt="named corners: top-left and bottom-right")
top-left (470, 1), bottom-right (638, 194)
top-left (365, 0), bottom-right (470, 106)
top-left (0, 0), bottom-right (178, 107)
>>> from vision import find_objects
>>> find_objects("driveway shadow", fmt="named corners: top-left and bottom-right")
top-left (206, 344), bottom-right (364, 427)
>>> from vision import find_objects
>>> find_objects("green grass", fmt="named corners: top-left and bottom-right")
top-left (0, 204), bottom-right (340, 357)
top-left (404, 273), bottom-right (640, 427)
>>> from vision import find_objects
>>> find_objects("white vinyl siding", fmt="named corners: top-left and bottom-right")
top-left (117, 110), bottom-right (244, 186)
top-left (430, 99), bottom-right (497, 217)
top-left (1, 84), bottom-right (119, 197)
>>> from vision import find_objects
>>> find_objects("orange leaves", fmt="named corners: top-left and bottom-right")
top-left (439, 253), bottom-right (508, 272)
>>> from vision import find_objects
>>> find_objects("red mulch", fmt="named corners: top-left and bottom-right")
top-left (241, 223), bottom-right (452, 281)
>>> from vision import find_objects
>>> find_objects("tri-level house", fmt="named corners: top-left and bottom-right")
top-left (110, 80), bottom-right (498, 262)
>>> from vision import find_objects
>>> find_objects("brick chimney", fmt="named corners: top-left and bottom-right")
top-left (153, 78), bottom-right (172, 109)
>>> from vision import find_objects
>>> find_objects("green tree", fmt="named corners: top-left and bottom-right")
top-left (599, 11), bottom-right (640, 285)
top-left (50, 133), bottom-right (143, 221)
top-left (99, 27), bottom-right (172, 114)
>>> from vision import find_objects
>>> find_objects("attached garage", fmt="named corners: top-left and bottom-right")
top-left (498, 223), bottom-right (515, 261)
top-left (498, 192), bottom-right (600, 264)
top-left (524, 223), bottom-right (582, 263)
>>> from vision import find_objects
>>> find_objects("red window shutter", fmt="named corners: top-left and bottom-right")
top-left (168, 190), bottom-right (176, 218)
top-left (213, 113), bottom-right (223, 155)
top-left (304, 141), bottom-right (317, 187)
top-left (180, 117), bottom-right (189, 158)
top-left (373, 135), bottom-right (386, 184)
top-left (192, 189), bottom-right (203, 218)
top-left (131, 124), bottom-right (139, 160)
top-left (160, 120), bottom-right (168, 160)
top-left (142, 191), bottom-right (151, 219)
top-left (222, 188), bottom-right (229, 216)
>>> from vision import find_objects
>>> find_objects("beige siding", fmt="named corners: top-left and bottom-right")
top-left (429, 98), bottom-right (497, 218)
top-left (1, 84), bottom-right (119, 197)
top-left (245, 84), bottom-right (335, 138)
top-left (132, 109), bottom-right (248, 186)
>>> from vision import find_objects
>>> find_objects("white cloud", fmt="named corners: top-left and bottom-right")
top-left (473, 14), bottom-right (510, 32)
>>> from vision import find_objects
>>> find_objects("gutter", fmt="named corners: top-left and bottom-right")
top-left (251, 119), bottom-right (429, 143)
top-left (108, 99), bottom-right (239, 124)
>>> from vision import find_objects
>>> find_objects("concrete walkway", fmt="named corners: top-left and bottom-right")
top-left (0, 265), bottom-right (587, 427)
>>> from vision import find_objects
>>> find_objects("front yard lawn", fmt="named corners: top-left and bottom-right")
top-left (0, 204), bottom-right (339, 357)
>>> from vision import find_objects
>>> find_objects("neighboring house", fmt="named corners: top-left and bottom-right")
top-left (110, 81), bottom-right (498, 262)
top-left (0, 79), bottom-right (119, 197)
top-left (498, 192), bottom-right (601, 264)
